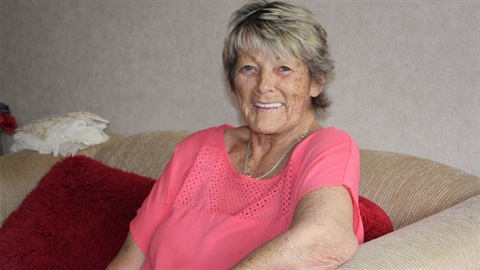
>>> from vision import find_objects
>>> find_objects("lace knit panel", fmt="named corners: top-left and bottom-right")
top-left (173, 147), bottom-right (295, 223)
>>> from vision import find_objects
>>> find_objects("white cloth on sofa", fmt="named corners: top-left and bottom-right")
top-left (11, 112), bottom-right (109, 156)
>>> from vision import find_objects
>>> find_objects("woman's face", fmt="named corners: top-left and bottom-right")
top-left (234, 50), bottom-right (322, 136)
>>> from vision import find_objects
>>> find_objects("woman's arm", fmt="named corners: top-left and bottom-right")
top-left (233, 186), bottom-right (359, 270)
top-left (106, 232), bottom-right (145, 270)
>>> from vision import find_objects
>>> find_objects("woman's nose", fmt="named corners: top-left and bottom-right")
top-left (257, 71), bottom-right (275, 93)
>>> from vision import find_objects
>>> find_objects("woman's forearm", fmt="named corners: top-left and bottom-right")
top-left (232, 224), bottom-right (358, 270)
top-left (233, 187), bottom-right (359, 269)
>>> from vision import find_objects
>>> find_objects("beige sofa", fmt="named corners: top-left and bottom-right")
top-left (1, 131), bottom-right (479, 269)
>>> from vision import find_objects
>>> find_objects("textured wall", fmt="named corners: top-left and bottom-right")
top-left (1, 0), bottom-right (479, 177)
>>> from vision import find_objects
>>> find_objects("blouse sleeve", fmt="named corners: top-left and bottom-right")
top-left (293, 129), bottom-right (363, 243)
top-left (129, 157), bottom-right (175, 254)
top-left (129, 138), bottom-right (196, 254)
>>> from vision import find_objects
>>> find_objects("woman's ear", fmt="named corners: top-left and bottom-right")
top-left (309, 76), bottom-right (326, 98)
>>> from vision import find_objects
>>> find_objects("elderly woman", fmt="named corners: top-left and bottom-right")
top-left (108, 0), bottom-right (363, 269)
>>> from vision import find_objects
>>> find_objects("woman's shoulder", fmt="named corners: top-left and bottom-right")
top-left (291, 126), bottom-right (360, 179)
top-left (309, 127), bottom-right (354, 143)
top-left (177, 124), bottom-right (234, 149)
top-left (298, 126), bottom-right (359, 158)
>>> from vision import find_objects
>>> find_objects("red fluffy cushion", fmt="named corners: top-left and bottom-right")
top-left (359, 196), bottom-right (394, 242)
top-left (0, 156), bottom-right (155, 270)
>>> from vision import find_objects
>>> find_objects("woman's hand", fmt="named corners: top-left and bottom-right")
top-left (106, 232), bottom-right (145, 270)
top-left (232, 186), bottom-right (359, 269)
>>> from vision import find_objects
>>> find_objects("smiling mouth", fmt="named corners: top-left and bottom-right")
top-left (254, 102), bottom-right (284, 109)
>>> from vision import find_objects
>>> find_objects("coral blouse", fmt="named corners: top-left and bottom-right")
top-left (130, 125), bottom-right (363, 269)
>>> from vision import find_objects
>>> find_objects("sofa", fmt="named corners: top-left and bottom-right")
top-left (1, 130), bottom-right (479, 269)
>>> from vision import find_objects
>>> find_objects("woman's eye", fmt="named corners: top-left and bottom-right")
top-left (240, 65), bottom-right (256, 74)
top-left (279, 66), bottom-right (292, 72)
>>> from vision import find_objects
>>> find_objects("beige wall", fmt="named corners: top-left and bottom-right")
top-left (1, 0), bottom-right (479, 177)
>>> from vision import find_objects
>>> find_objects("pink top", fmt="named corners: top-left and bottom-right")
top-left (131, 125), bottom-right (363, 269)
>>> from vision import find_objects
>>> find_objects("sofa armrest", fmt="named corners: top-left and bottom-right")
top-left (0, 151), bottom-right (61, 226)
top-left (359, 150), bottom-right (480, 230)
top-left (339, 194), bottom-right (480, 269)
top-left (0, 134), bottom-right (124, 226)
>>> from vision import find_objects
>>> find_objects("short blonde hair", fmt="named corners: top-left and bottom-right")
top-left (222, 0), bottom-right (334, 111)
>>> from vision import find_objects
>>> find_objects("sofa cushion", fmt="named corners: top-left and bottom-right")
top-left (0, 155), bottom-right (155, 270)
top-left (359, 196), bottom-right (394, 242)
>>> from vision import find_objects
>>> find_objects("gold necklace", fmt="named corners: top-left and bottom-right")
top-left (243, 127), bottom-right (310, 180)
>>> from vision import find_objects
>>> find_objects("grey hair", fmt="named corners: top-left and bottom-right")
top-left (222, 0), bottom-right (334, 111)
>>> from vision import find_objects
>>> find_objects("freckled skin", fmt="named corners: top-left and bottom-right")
top-left (234, 51), bottom-right (322, 137)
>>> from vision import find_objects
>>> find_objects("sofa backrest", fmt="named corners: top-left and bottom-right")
top-left (93, 131), bottom-right (191, 179)
top-left (2, 130), bottom-right (479, 231)
top-left (92, 131), bottom-right (480, 230)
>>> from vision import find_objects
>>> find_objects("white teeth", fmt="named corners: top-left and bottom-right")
top-left (255, 103), bottom-right (283, 108)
